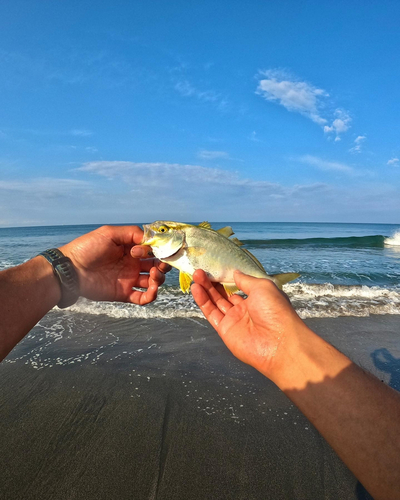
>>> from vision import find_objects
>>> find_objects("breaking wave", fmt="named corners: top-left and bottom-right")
top-left (67, 283), bottom-right (400, 320)
top-left (384, 230), bottom-right (400, 247)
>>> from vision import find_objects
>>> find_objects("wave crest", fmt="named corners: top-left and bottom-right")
top-left (67, 284), bottom-right (400, 320)
top-left (384, 230), bottom-right (400, 247)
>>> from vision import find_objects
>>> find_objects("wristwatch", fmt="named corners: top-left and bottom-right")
top-left (39, 248), bottom-right (80, 308)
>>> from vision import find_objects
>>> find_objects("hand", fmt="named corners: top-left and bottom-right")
top-left (191, 269), bottom-right (308, 381)
top-left (60, 225), bottom-right (171, 305)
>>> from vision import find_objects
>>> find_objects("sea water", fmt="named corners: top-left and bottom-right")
top-left (1, 222), bottom-right (400, 319)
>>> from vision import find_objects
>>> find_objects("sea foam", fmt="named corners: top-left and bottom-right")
top-left (67, 283), bottom-right (400, 320)
top-left (384, 230), bottom-right (400, 247)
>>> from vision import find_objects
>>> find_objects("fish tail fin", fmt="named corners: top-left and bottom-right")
top-left (270, 273), bottom-right (300, 289)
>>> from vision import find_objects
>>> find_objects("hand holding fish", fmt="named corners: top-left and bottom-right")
top-left (191, 269), bottom-right (308, 382)
top-left (60, 225), bottom-right (170, 305)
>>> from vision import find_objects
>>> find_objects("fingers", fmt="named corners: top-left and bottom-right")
top-left (135, 268), bottom-right (166, 288)
top-left (233, 270), bottom-right (267, 295)
top-left (192, 270), bottom-right (233, 314)
top-left (191, 283), bottom-right (224, 329)
top-left (139, 257), bottom-right (172, 274)
top-left (100, 225), bottom-right (144, 246)
top-left (127, 267), bottom-right (166, 305)
top-left (129, 283), bottom-right (158, 305)
top-left (131, 245), bottom-right (153, 258)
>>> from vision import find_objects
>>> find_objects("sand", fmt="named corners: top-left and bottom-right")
top-left (1, 313), bottom-right (399, 500)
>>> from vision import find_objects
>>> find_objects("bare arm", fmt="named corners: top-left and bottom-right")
top-left (191, 270), bottom-right (400, 500)
top-left (0, 225), bottom-right (169, 361)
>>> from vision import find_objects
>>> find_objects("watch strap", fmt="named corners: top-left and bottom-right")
top-left (39, 248), bottom-right (80, 308)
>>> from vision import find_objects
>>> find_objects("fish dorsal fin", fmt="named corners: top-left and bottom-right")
top-left (231, 237), bottom-right (244, 246)
top-left (179, 271), bottom-right (193, 294)
top-left (222, 283), bottom-right (240, 296)
top-left (270, 273), bottom-right (300, 290)
top-left (242, 248), bottom-right (265, 272)
top-left (217, 226), bottom-right (234, 238)
top-left (198, 221), bottom-right (212, 229)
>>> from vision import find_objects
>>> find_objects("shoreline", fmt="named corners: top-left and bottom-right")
top-left (1, 314), bottom-right (399, 499)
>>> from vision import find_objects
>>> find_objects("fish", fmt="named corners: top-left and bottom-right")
top-left (141, 221), bottom-right (300, 295)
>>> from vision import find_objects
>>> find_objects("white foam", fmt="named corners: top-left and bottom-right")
top-left (286, 283), bottom-right (400, 318)
top-left (384, 230), bottom-right (400, 246)
top-left (65, 283), bottom-right (400, 320)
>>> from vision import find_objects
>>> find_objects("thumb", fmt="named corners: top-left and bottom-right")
top-left (233, 271), bottom-right (261, 295)
top-left (131, 245), bottom-right (153, 258)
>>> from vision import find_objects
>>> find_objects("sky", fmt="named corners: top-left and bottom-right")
top-left (0, 0), bottom-right (399, 226)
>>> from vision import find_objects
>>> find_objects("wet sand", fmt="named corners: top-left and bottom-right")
top-left (1, 313), bottom-right (400, 499)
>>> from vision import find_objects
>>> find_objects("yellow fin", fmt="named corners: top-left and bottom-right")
top-left (242, 248), bottom-right (265, 272)
top-left (231, 237), bottom-right (244, 246)
top-left (179, 271), bottom-right (193, 294)
top-left (270, 273), bottom-right (300, 289)
top-left (217, 226), bottom-right (234, 238)
top-left (222, 283), bottom-right (240, 296)
top-left (198, 221), bottom-right (211, 229)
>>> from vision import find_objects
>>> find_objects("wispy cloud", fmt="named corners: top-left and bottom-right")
top-left (197, 150), bottom-right (230, 160)
top-left (0, 178), bottom-right (90, 195)
top-left (323, 109), bottom-right (352, 141)
top-left (349, 135), bottom-right (366, 153)
top-left (299, 155), bottom-right (354, 173)
top-left (76, 160), bottom-right (328, 206)
top-left (257, 69), bottom-right (328, 125)
top-left (70, 129), bottom-right (93, 137)
top-left (256, 69), bottom-right (351, 140)
top-left (174, 78), bottom-right (229, 111)
top-left (387, 157), bottom-right (399, 166)
top-left (249, 131), bottom-right (263, 143)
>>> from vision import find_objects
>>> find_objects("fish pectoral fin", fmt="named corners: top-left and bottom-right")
top-left (217, 226), bottom-right (234, 238)
top-left (187, 247), bottom-right (206, 258)
top-left (179, 271), bottom-right (193, 294)
top-left (222, 283), bottom-right (240, 296)
top-left (198, 221), bottom-right (212, 229)
top-left (231, 237), bottom-right (244, 246)
top-left (270, 273), bottom-right (300, 289)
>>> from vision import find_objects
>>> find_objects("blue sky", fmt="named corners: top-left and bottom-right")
top-left (0, 0), bottom-right (399, 226)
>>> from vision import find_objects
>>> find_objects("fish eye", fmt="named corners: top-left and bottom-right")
top-left (159, 226), bottom-right (167, 233)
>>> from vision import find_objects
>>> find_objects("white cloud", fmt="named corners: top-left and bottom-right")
top-left (387, 157), bottom-right (399, 166)
top-left (299, 155), bottom-right (354, 174)
top-left (323, 109), bottom-right (352, 141)
top-left (256, 69), bottom-right (328, 125)
top-left (197, 150), bottom-right (230, 160)
top-left (256, 70), bottom-right (351, 140)
top-left (349, 135), bottom-right (366, 153)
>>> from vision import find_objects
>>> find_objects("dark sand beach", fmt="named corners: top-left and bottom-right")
top-left (1, 312), bottom-right (400, 500)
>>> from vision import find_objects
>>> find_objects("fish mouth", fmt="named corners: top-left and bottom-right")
top-left (142, 224), bottom-right (155, 245)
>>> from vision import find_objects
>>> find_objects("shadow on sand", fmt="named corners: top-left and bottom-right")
top-left (355, 348), bottom-right (400, 500)
top-left (371, 348), bottom-right (400, 392)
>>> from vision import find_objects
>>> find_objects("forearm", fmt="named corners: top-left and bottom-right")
top-left (274, 325), bottom-right (400, 500)
top-left (0, 257), bottom-right (61, 360)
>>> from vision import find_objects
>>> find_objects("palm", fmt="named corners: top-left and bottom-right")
top-left (191, 270), bottom-right (299, 378)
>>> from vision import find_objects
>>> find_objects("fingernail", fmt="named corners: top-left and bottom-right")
top-left (131, 247), bottom-right (144, 257)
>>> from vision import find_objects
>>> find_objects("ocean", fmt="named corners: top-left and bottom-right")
top-left (1, 221), bottom-right (400, 320)
top-left (2, 222), bottom-right (400, 499)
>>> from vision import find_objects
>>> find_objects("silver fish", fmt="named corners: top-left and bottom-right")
top-left (142, 221), bottom-right (299, 294)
